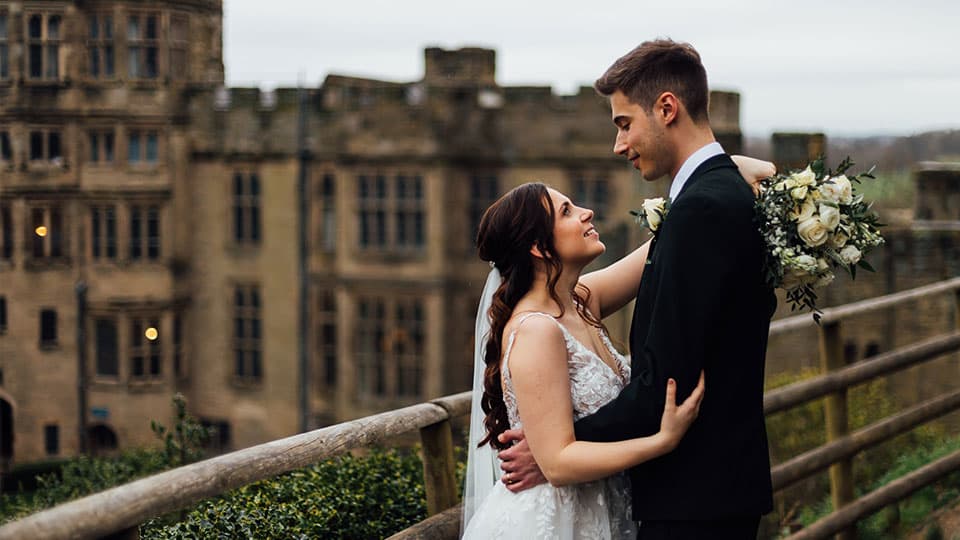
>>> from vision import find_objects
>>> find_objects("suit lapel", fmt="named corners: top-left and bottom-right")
top-left (674, 153), bottom-right (738, 200)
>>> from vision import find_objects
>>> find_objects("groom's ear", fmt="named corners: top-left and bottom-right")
top-left (655, 92), bottom-right (680, 126)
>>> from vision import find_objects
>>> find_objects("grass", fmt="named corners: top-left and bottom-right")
top-left (855, 168), bottom-right (915, 210)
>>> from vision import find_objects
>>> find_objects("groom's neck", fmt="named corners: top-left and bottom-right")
top-left (667, 123), bottom-right (717, 179)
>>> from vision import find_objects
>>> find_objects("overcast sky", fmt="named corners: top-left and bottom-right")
top-left (224, 1), bottom-right (960, 137)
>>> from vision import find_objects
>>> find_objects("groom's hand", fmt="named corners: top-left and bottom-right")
top-left (497, 429), bottom-right (547, 492)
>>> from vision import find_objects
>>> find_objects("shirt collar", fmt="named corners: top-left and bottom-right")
top-left (668, 141), bottom-right (725, 201)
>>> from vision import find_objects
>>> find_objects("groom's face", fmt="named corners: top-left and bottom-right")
top-left (610, 90), bottom-right (670, 181)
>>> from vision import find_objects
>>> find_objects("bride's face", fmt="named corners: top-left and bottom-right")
top-left (545, 188), bottom-right (605, 265)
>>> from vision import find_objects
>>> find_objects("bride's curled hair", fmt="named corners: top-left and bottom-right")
top-left (476, 182), bottom-right (605, 450)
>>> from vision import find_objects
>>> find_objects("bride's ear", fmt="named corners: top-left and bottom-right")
top-left (529, 243), bottom-right (545, 259)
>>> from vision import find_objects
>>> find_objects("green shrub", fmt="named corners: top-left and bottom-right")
top-left (0, 394), bottom-right (212, 524)
top-left (141, 448), bottom-right (427, 539)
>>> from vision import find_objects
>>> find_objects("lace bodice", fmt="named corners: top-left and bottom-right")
top-left (461, 311), bottom-right (635, 539)
top-left (501, 312), bottom-right (630, 429)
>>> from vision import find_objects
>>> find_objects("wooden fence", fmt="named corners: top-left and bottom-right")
top-left (2, 278), bottom-right (960, 540)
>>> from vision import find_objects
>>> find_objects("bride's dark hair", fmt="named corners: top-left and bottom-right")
top-left (476, 182), bottom-right (608, 450)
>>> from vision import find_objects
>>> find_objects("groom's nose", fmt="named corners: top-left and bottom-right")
top-left (613, 130), bottom-right (628, 155)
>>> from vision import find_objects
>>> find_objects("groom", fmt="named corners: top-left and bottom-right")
top-left (498, 40), bottom-right (777, 539)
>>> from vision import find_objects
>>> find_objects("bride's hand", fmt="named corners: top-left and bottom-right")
top-left (658, 371), bottom-right (705, 451)
top-left (731, 155), bottom-right (776, 196)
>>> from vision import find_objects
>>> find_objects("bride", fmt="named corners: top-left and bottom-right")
top-left (462, 157), bottom-right (772, 539)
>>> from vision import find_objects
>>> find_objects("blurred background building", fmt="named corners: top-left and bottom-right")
top-left (2, 0), bottom-right (957, 470)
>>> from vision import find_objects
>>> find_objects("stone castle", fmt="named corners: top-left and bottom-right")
top-left (1, 0), bottom-right (956, 468)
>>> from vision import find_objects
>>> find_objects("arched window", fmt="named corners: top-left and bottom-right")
top-left (87, 424), bottom-right (118, 456)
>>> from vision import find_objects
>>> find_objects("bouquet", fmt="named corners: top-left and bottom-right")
top-left (630, 157), bottom-right (885, 321)
top-left (756, 157), bottom-right (884, 319)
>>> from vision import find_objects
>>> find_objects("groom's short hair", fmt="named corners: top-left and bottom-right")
top-left (595, 39), bottom-right (710, 124)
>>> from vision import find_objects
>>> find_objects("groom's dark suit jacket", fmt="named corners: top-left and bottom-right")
top-left (575, 154), bottom-right (777, 521)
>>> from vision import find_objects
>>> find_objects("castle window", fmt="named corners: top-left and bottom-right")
top-left (127, 130), bottom-right (158, 164)
top-left (571, 173), bottom-right (611, 223)
top-left (129, 205), bottom-right (161, 261)
top-left (88, 14), bottom-right (115, 78)
top-left (169, 15), bottom-right (188, 80)
top-left (95, 317), bottom-right (119, 377)
top-left (129, 316), bottom-right (161, 379)
top-left (91, 206), bottom-right (118, 260)
top-left (0, 130), bottom-right (10, 163)
top-left (357, 173), bottom-right (425, 252)
top-left (44, 424), bottom-right (59, 455)
top-left (30, 205), bottom-right (64, 260)
top-left (355, 296), bottom-right (424, 400)
top-left (0, 203), bottom-right (12, 261)
top-left (314, 290), bottom-right (337, 390)
top-left (316, 173), bottom-right (335, 252)
top-left (0, 13), bottom-right (8, 80)
top-left (469, 174), bottom-right (499, 248)
top-left (26, 13), bottom-right (61, 80)
top-left (232, 172), bottom-right (260, 245)
top-left (29, 129), bottom-right (63, 165)
top-left (89, 130), bottom-right (115, 164)
top-left (233, 285), bottom-right (262, 382)
top-left (127, 13), bottom-right (158, 79)
top-left (39, 308), bottom-right (57, 347)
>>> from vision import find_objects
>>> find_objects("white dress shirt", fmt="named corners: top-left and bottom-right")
top-left (668, 142), bottom-right (725, 201)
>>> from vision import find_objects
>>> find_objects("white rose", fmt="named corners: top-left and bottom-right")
top-left (830, 231), bottom-right (849, 249)
top-left (832, 175), bottom-right (854, 204)
top-left (790, 186), bottom-right (809, 201)
top-left (641, 198), bottom-right (665, 231)
top-left (795, 254), bottom-right (817, 271)
top-left (797, 217), bottom-right (829, 248)
top-left (774, 181), bottom-right (787, 191)
top-left (818, 182), bottom-right (841, 203)
top-left (795, 166), bottom-right (817, 187)
top-left (840, 245), bottom-right (862, 265)
top-left (785, 177), bottom-right (798, 189)
top-left (791, 200), bottom-right (816, 222)
top-left (819, 204), bottom-right (840, 231)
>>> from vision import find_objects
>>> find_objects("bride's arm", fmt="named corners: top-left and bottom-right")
top-left (579, 240), bottom-right (651, 319)
top-left (579, 156), bottom-right (775, 318)
top-left (507, 317), bottom-right (703, 486)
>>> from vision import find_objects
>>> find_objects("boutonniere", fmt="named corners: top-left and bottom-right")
top-left (630, 197), bottom-right (671, 238)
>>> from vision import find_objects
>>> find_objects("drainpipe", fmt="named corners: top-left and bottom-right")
top-left (297, 84), bottom-right (310, 433)
top-left (76, 281), bottom-right (88, 454)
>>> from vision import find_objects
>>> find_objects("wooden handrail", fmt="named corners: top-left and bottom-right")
top-left (769, 276), bottom-right (960, 336)
top-left (0, 397), bottom-right (470, 540)
top-left (771, 388), bottom-right (960, 490)
top-left (763, 331), bottom-right (960, 414)
top-left (784, 449), bottom-right (960, 540)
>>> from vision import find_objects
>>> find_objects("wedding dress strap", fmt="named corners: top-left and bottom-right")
top-left (502, 312), bottom-right (566, 370)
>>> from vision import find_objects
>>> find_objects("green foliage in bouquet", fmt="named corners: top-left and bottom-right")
top-left (756, 157), bottom-right (885, 321)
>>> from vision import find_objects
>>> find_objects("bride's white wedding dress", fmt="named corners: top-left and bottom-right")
top-left (462, 312), bottom-right (637, 540)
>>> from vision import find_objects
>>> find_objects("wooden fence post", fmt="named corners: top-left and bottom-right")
top-left (419, 418), bottom-right (458, 516)
top-left (818, 320), bottom-right (856, 540)
top-left (954, 288), bottom-right (960, 332)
